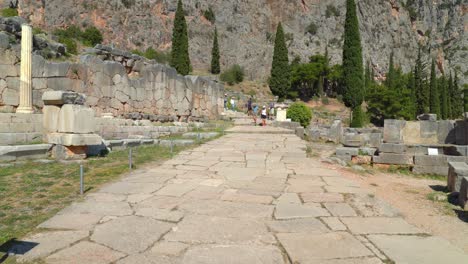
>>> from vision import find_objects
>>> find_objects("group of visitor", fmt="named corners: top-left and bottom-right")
top-left (224, 94), bottom-right (237, 111)
top-left (247, 97), bottom-right (275, 126)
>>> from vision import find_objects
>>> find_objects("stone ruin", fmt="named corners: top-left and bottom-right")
top-left (43, 91), bottom-right (103, 160)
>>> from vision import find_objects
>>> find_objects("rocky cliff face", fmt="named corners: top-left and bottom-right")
top-left (3, 0), bottom-right (467, 82)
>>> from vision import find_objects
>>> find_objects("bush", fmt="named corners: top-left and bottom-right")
top-left (306, 22), bottom-right (318, 35)
top-left (203, 7), bottom-right (215, 23)
top-left (81, 26), bottom-right (103, 46)
top-left (1, 8), bottom-right (18, 17)
top-left (144, 47), bottom-right (170, 64)
top-left (321, 97), bottom-right (329, 105)
top-left (287, 102), bottom-right (312, 127)
top-left (59, 37), bottom-right (77, 54)
top-left (325, 5), bottom-right (340, 18)
top-left (220, 65), bottom-right (244, 85)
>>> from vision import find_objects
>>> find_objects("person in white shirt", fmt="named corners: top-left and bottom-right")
top-left (261, 106), bottom-right (267, 126)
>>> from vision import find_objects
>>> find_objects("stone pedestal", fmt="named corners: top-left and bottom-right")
top-left (276, 108), bottom-right (287, 122)
top-left (16, 24), bottom-right (34, 114)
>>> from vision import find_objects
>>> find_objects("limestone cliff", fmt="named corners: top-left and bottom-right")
top-left (2, 0), bottom-right (467, 82)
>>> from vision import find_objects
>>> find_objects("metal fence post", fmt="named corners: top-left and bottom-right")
top-left (79, 164), bottom-right (84, 195)
top-left (129, 148), bottom-right (133, 170)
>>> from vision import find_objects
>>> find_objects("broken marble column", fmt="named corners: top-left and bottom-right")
top-left (16, 24), bottom-right (34, 114)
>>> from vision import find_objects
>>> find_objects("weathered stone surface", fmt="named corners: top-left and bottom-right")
top-left (321, 217), bottom-right (347, 231)
top-left (383, 119), bottom-right (405, 143)
top-left (58, 104), bottom-right (95, 133)
top-left (341, 217), bottom-right (422, 234)
top-left (58, 201), bottom-right (132, 216)
top-left (47, 133), bottom-right (102, 146)
top-left (414, 155), bottom-right (467, 167)
top-left (459, 177), bottom-right (468, 210)
top-left (267, 218), bottom-right (329, 233)
top-left (182, 245), bottom-right (285, 264)
top-left (448, 162), bottom-right (468, 192)
top-left (151, 241), bottom-right (189, 256)
top-left (368, 235), bottom-right (468, 263)
top-left (99, 181), bottom-right (162, 194)
top-left (378, 143), bottom-right (406, 154)
top-left (324, 203), bottom-right (357, 216)
top-left (91, 216), bottom-right (173, 254)
top-left (221, 189), bottom-right (273, 204)
top-left (43, 105), bottom-right (60, 133)
top-left (372, 153), bottom-right (413, 165)
top-left (165, 215), bottom-right (275, 244)
top-left (42, 91), bottom-right (86, 105)
top-left (38, 213), bottom-right (102, 230)
top-left (412, 165), bottom-right (448, 176)
top-left (178, 199), bottom-right (274, 218)
top-left (277, 232), bottom-right (372, 262)
top-left (11, 230), bottom-right (89, 262)
top-left (274, 202), bottom-right (330, 219)
top-left (301, 192), bottom-right (344, 203)
top-left (336, 147), bottom-right (359, 156)
top-left (46, 241), bottom-right (125, 264)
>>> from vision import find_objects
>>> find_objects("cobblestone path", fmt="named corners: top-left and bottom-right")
top-left (12, 126), bottom-right (468, 263)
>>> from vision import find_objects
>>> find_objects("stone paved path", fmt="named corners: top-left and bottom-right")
top-left (12, 126), bottom-right (468, 263)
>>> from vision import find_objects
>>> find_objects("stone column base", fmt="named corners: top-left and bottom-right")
top-left (51, 145), bottom-right (87, 160)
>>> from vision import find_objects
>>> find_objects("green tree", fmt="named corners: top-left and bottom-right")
top-left (447, 73), bottom-right (453, 118)
top-left (364, 60), bottom-right (372, 99)
top-left (414, 48), bottom-right (428, 115)
top-left (269, 22), bottom-right (291, 99)
top-left (385, 51), bottom-right (396, 89)
top-left (81, 26), bottom-right (103, 46)
top-left (464, 84), bottom-right (468, 114)
top-left (342, 0), bottom-right (364, 127)
top-left (451, 72), bottom-right (463, 118)
top-left (429, 59), bottom-right (440, 118)
top-left (210, 28), bottom-right (220, 74)
top-left (439, 75), bottom-right (448, 120)
top-left (170, 0), bottom-right (191, 75)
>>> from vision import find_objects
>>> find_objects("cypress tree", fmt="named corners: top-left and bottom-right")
top-left (342, 0), bottom-right (364, 127)
top-left (170, 0), bottom-right (191, 75)
top-left (385, 51), bottom-right (396, 89)
top-left (364, 60), bottom-right (371, 99)
top-left (269, 22), bottom-right (291, 99)
top-left (464, 85), bottom-right (468, 114)
top-left (429, 59), bottom-right (440, 118)
top-left (210, 28), bottom-right (220, 74)
top-left (452, 72), bottom-right (463, 118)
top-left (439, 75), bottom-right (448, 120)
top-left (447, 73), bottom-right (453, 118)
top-left (414, 48), bottom-right (428, 115)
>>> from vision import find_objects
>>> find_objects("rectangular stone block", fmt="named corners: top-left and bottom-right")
top-left (58, 105), bottom-right (95, 134)
top-left (455, 121), bottom-right (468, 145)
top-left (336, 147), bottom-right (359, 156)
top-left (342, 134), bottom-right (364, 147)
top-left (43, 105), bottom-right (61, 133)
top-left (448, 162), bottom-right (468, 192)
top-left (368, 133), bottom-right (382, 148)
top-left (414, 155), bottom-right (467, 167)
top-left (379, 143), bottom-right (406, 154)
top-left (372, 153), bottom-right (414, 165)
top-left (42, 91), bottom-right (86, 105)
top-left (438, 120), bottom-right (456, 144)
top-left (459, 177), bottom-right (468, 210)
top-left (412, 166), bottom-right (448, 176)
top-left (47, 133), bottom-right (102, 146)
top-left (384, 119), bottom-right (405, 143)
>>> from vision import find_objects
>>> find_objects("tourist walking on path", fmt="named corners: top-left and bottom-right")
top-left (261, 106), bottom-right (267, 126)
top-left (253, 104), bottom-right (259, 125)
top-left (224, 94), bottom-right (227, 110)
top-left (247, 97), bottom-right (253, 116)
top-left (230, 97), bottom-right (236, 110)
top-left (269, 102), bottom-right (275, 120)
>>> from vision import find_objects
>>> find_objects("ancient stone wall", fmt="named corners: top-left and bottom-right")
top-left (0, 45), bottom-right (224, 121)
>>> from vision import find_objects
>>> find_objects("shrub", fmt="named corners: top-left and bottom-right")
top-left (306, 22), bottom-right (318, 35)
top-left (287, 102), bottom-right (312, 127)
top-left (321, 97), bottom-right (329, 105)
top-left (1, 8), bottom-right (18, 17)
top-left (203, 7), bottom-right (215, 23)
top-left (59, 37), bottom-right (77, 54)
top-left (81, 26), bottom-right (103, 46)
top-left (220, 65), bottom-right (244, 85)
top-left (144, 47), bottom-right (170, 64)
top-left (325, 5), bottom-right (340, 18)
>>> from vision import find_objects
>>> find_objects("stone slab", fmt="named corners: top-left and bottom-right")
top-left (301, 192), bottom-right (344, 203)
top-left (38, 213), bottom-right (102, 230)
top-left (11, 230), bottom-right (89, 262)
top-left (42, 91), bottom-right (86, 105)
top-left (58, 201), bottom-right (132, 216)
top-left (43, 105), bottom-right (61, 133)
top-left (379, 143), bottom-right (406, 154)
top-left (178, 199), bottom-right (274, 218)
top-left (412, 165), bottom-right (448, 176)
top-left (368, 235), bottom-right (468, 263)
top-left (324, 203), bottom-right (357, 216)
top-left (47, 133), bottom-right (102, 146)
top-left (46, 241), bottom-right (125, 264)
top-left (277, 232), bottom-right (373, 262)
top-left (165, 215), bottom-right (275, 244)
top-left (58, 104), bottom-right (95, 133)
top-left (267, 218), bottom-right (329, 233)
top-left (91, 215), bottom-right (173, 254)
top-left (274, 202), bottom-right (330, 219)
top-left (321, 217), bottom-right (347, 231)
top-left (341, 217), bottom-right (423, 234)
top-left (459, 177), bottom-right (468, 210)
top-left (182, 245), bottom-right (285, 264)
top-left (372, 153), bottom-right (414, 165)
top-left (414, 155), bottom-right (467, 167)
top-left (448, 161), bottom-right (468, 192)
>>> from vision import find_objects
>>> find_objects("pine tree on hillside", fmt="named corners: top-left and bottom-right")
top-left (210, 28), bottom-right (220, 74)
top-left (364, 60), bottom-right (371, 99)
top-left (429, 59), bottom-right (440, 118)
top-left (342, 0), bottom-right (364, 127)
top-left (385, 51), bottom-right (396, 89)
top-left (414, 48), bottom-right (428, 115)
top-left (170, 0), bottom-right (191, 75)
top-left (439, 75), bottom-right (448, 120)
top-left (452, 72), bottom-right (463, 118)
top-left (269, 22), bottom-right (291, 99)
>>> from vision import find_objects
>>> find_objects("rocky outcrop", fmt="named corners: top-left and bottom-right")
top-left (7, 0), bottom-right (466, 83)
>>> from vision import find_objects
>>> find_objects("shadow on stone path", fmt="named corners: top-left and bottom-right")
top-left (9, 126), bottom-right (468, 263)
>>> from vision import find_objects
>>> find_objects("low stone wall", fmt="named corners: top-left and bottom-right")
top-left (0, 45), bottom-right (224, 121)
top-left (0, 113), bottom-right (43, 145)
